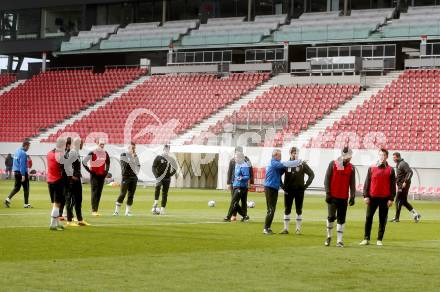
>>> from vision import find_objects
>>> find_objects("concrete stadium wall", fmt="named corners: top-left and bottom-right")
top-left (1, 142), bottom-right (439, 191)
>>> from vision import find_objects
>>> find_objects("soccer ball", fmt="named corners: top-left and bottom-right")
top-left (247, 200), bottom-right (256, 208)
top-left (151, 207), bottom-right (160, 215)
top-left (208, 200), bottom-right (216, 207)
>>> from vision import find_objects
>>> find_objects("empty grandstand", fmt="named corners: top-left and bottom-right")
top-left (61, 24), bottom-right (119, 51)
top-left (383, 5), bottom-right (440, 38)
top-left (191, 83), bottom-right (360, 146)
top-left (306, 69), bottom-right (440, 151)
top-left (1, 0), bottom-right (440, 192)
top-left (1, 67), bottom-right (146, 142)
top-left (43, 73), bottom-right (269, 144)
top-left (0, 74), bottom-right (16, 89)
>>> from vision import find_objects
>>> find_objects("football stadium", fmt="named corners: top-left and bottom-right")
top-left (1, 0), bottom-right (440, 291)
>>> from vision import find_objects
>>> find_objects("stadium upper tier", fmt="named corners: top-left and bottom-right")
top-left (0, 68), bottom-right (146, 142)
top-left (274, 9), bottom-right (393, 43)
top-left (0, 74), bottom-right (16, 90)
top-left (306, 69), bottom-right (440, 151)
top-left (100, 20), bottom-right (199, 50)
top-left (57, 8), bottom-right (440, 51)
top-left (61, 24), bottom-right (119, 51)
top-left (383, 6), bottom-right (440, 38)
top-left (43, 73), bottom-right (270, 144)
top-left (181, 15), bottom-right (286, 46)
top-left (191, 84), bottom-right (360, 146)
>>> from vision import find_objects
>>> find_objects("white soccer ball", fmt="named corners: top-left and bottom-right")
top-left (247, 200), bottom-right (256, 208)
top-left (151, 207), bottom-right (160, 215)
top-left (208, 200), bottom-right (216, 207)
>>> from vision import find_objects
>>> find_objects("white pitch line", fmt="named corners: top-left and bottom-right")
top-left (0, 221), bottom-right (228, 229)
top-left (2, 217), bottom-right (439, 229)
top-left (0, 212), bottom-right (48, 216)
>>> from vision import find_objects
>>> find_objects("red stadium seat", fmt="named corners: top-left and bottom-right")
top-left (306, 69), bottom-right (440, 151)
top-left (0, 73), bottom-right (16, 89)
top-left (1, 68), bottom-right (145, 142)
top-left (44, 73), bottom-right (270, 144)
top-left (192, 84), bottom-right (360, 145)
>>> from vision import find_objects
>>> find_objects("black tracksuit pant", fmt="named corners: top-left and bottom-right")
top-left (284, 188), bottom-right (305, 216)
top-left (394, 182), bottom-right (413, 220)
top-left (117, 178), bottom-right (138, 206)
top-left (59, 177), bottom-right (68, 217)
top-left (48, 179), bottom-right (64, 204)
top-left (8, 172), bottom-right (30, 204)
top-left (264, 187), bottom-right (279, 230)
top-left (364, 197), bottom-right (389, 241)
top-left (90, 174), bottom-right (105, 212)
top-left (231, 187), bottom-right (248, 217)
top-left (226, 187), bottom-right (248, 218)
top-left (327, 197), bottom-right (348, 224)
top-left (155, 178), bottom-right (170, 208)
top-left (66, 179), bottom-right (83, 222)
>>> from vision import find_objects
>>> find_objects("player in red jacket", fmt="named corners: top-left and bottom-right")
top-left (323, 147), bottom-right (356, 247)
top-left (82, 139), bottom-right (110, 216)
top-left (360, 148), bottom-right (396, 246)
top-left (47, 138), bottom-right (67, 231)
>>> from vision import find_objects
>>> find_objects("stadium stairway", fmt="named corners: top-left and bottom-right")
top-left (34, 75), bottom-right (151, 143)
top-left (0, 79), bottom-right (26, 96)
top-left (170, 79), bottom-right (275, 145)
top-left (287, 71), bottom-right (403, 149)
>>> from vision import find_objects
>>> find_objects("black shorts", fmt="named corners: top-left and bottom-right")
top-left (48, 180), bottom-right (65, 204)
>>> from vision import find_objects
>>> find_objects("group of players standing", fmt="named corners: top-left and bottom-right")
top-left (3, 138), bottom-right (176, 230)
top-left (224, 146), bottom-right (421, 247)
top-left (3, 139), bottom-right (421, 243)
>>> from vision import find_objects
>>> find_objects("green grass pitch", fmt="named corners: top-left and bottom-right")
top-left (1, 180), bottom-right (439, 291)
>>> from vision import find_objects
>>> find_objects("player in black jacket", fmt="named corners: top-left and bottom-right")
top-left (114, 142), bottom-right (141, 216)
top-left (5, 153), bottom-right (13, 179)
top-left (280, 147), bottom-right (314, 234)
top-left (65, 137), bottom-right (90, 226)
top-left (152, 145), bottom-right (177, 215)
top-left (390, 152), bottom-right (421, 223)
top-left (226, 146), bottom-right (254, 221)
top-left (59, 137), bottom-right (71, 220)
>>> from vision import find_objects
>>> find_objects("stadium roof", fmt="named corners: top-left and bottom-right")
top-left (0, 0), bottom-right (141, 10)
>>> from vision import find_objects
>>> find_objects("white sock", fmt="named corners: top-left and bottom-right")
top-left (153, 200), bottom-right (158, 207)
top-left (284, 214), bottom-right (291, 231)
top-left (125, 205), bottom-right (132, 215)
top-left (326, 220), bottom-right (334, 238)
top-left (50, 207), bottom-right (59, 227)
top-left (5, 197), bottom-right (11, 203)
top-left (296, 214), bottom-right (303, 231)
top-left (115, 202), bottom-right (121, 213)
top-left (410, 209), bottom-right (419, 216)
top-left (337, 224), bottom-right (345, 243)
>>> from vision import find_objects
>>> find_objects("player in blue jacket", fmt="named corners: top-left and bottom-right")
top-left (263, 149), bottom-right (302, 234)
top-left (4, 140), bottom-right (31, 208)
top-left (224, 152), bottom-right (251, 222)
